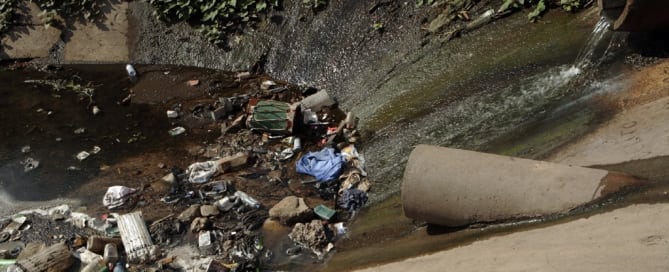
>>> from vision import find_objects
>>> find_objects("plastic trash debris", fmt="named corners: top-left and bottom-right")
top-left (293, 137), bottom-right (302, 151)
top-left (234, 191), bottom-right (261, 209)
top-left (302, 108), bottom-right (320, 125)
top-left (198, 231), bottom-right (214, 255)
top-left (74, 248), bottom-right (103, 265)
top-left (113, 261), bottom-right (127, 272)
top-left (246, 99), bottom-right (298, 135)
top-left (341, 145), bottom-right (367, 176)
top-left (21, 157), bottom-right (39, 172)
top-left (77, 151), bottom-right (91, 161)
top-left (117, 212), bottom-right (159, 264)
top-left (296, 148), bottom-right (345, 182)
top-left (187, 161), bottom-right (218, 183)
top-left (91, 146), bottom-right (102, 154)
top-left (92, 105), bottom-right (101, 115)
top-left (74, 127), bottom-right (86, 134)
top-left (333, 222), bottom-right (347, 236)
top-left (125, 64), bottom-right (137, 78)
top-left (314, 205), bottom-right (335, 221)
top-left (166, 110), bottom-right (179, 118)
top-left (199, 181), bottom-right (227, 198)
top-left (278, 148), bottom-right (294, 161)
top-left (80, 261), bottom-right (104, 272)
top-left (103, 186), bottom-right (137, 209)
top-left (20, 146), bottom-right (30, 153)
top-left (236, 71), bottom-right (251, 81)
top-left (261, 80), bottom-right (276, 90)
top-left (103, 243), bottom-right (119, 265)
top-left (300, 90), bottom-right (335, 112)
top-left (337, 188), bottom-right (368, 212)
top-left (215, 196), bottom-right (239, 212)
top-left (168, 126), bottom-right (186, 136)
top-left (0, 259), bottom-right (17, 266)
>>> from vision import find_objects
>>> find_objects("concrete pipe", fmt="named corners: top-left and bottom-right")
top-left (402, 145), bottom-right (644, 226)
top-left (598, 0), bottom-right (669, 32)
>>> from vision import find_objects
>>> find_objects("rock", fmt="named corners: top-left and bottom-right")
top-left (161, 173), bottom-right (176, 183)
top-left (216, 152), bottom-right (249, 173)
top-left (187, 79), bottom-right (200, 87)
top-left (178, 205), bottom-right (201, 223)
top-left (200, 205), bottom-right (220, 217)
top-left (269, 196), bottom-right (313, 225)
top-left (267, 170), bottom-right (283, 182)
top-left (288, 219), bottom-right (331, 256)
top-left (190, 217), bottom-right (209, 233)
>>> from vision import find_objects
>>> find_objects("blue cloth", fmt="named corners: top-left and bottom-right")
top-left (296, 147), bottom-right (345, 182)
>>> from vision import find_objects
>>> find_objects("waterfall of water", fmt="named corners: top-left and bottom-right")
top-left (366, 16), bottom-right (624, 201)
top-left (574, 18), bottom-right (612, 68)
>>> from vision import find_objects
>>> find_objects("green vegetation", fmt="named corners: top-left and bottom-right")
top-left (0, 0), bottom-right (19, 35)
top-left (527, 0), bottom-right (546, 22)
top-left (32, 0), bottom-right (103, 27)
top-left (560, 0), bottom-right (580, 11)
top-left (416, 0), bottom-right (436, 7)
top-left (303, 0), bottom-right (326, 10)
top-left (148, 0), bottom-right (280, 46)
top-left (499, 0), bottom-right (584, 21)
top-left (372, 22), bottom-right (384, 31)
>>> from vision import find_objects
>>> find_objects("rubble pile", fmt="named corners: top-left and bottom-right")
top-left (0, 70), bottom-right (371, 271)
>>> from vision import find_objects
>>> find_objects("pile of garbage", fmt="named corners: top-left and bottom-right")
top-left (0, 72), bottom-right (371, 271)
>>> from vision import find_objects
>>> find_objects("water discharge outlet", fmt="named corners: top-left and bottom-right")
top-left (598, 0), bottom-right (669, 32)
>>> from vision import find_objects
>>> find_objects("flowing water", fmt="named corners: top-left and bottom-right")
top-left (322, 14), bottom-right (647, 271)
top-left (360, 13), bottom-right (624, 203)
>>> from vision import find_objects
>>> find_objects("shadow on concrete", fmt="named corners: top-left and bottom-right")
top-left (627, 30), bottom-right (669, 58)
top-left (57, 0), bottom-right (122, 44)
top-left (0, 0), bottom-right (123, 59)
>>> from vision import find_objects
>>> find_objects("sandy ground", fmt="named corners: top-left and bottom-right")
top-left (356, 61), bottom-right (669, 271)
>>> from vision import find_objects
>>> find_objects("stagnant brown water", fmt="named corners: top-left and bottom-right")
top-left (0, 65), bottom-right (223, 203)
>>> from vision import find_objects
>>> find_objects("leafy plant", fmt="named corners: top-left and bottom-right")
top-left (149, 0), bottom-right (280, 46)
top-left (0, 0), bottom-right (19, 35)
top-left (372, 22), bottom-right (384, 31)
top-left (303, 0), bottom-right (326, 10)
top-left (560, 0), bottom-right (580, 11)
top-left (527, 0), bottom-right (545, 21)
top-left (416, 0), bottom-right (435, 7)
top-left (32, 0), bottom-right (104, 27)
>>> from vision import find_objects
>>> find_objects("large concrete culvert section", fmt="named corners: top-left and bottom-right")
top-left (401, 145), bottom-right (645, 226)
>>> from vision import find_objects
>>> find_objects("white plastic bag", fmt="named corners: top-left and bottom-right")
top-left (187, 161), bottom-right (218, 183)
top-left (103, 186), bottom-right (137, 209)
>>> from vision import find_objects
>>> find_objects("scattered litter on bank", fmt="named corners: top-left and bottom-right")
top-left (0, 69), bottom-right (373, 271)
